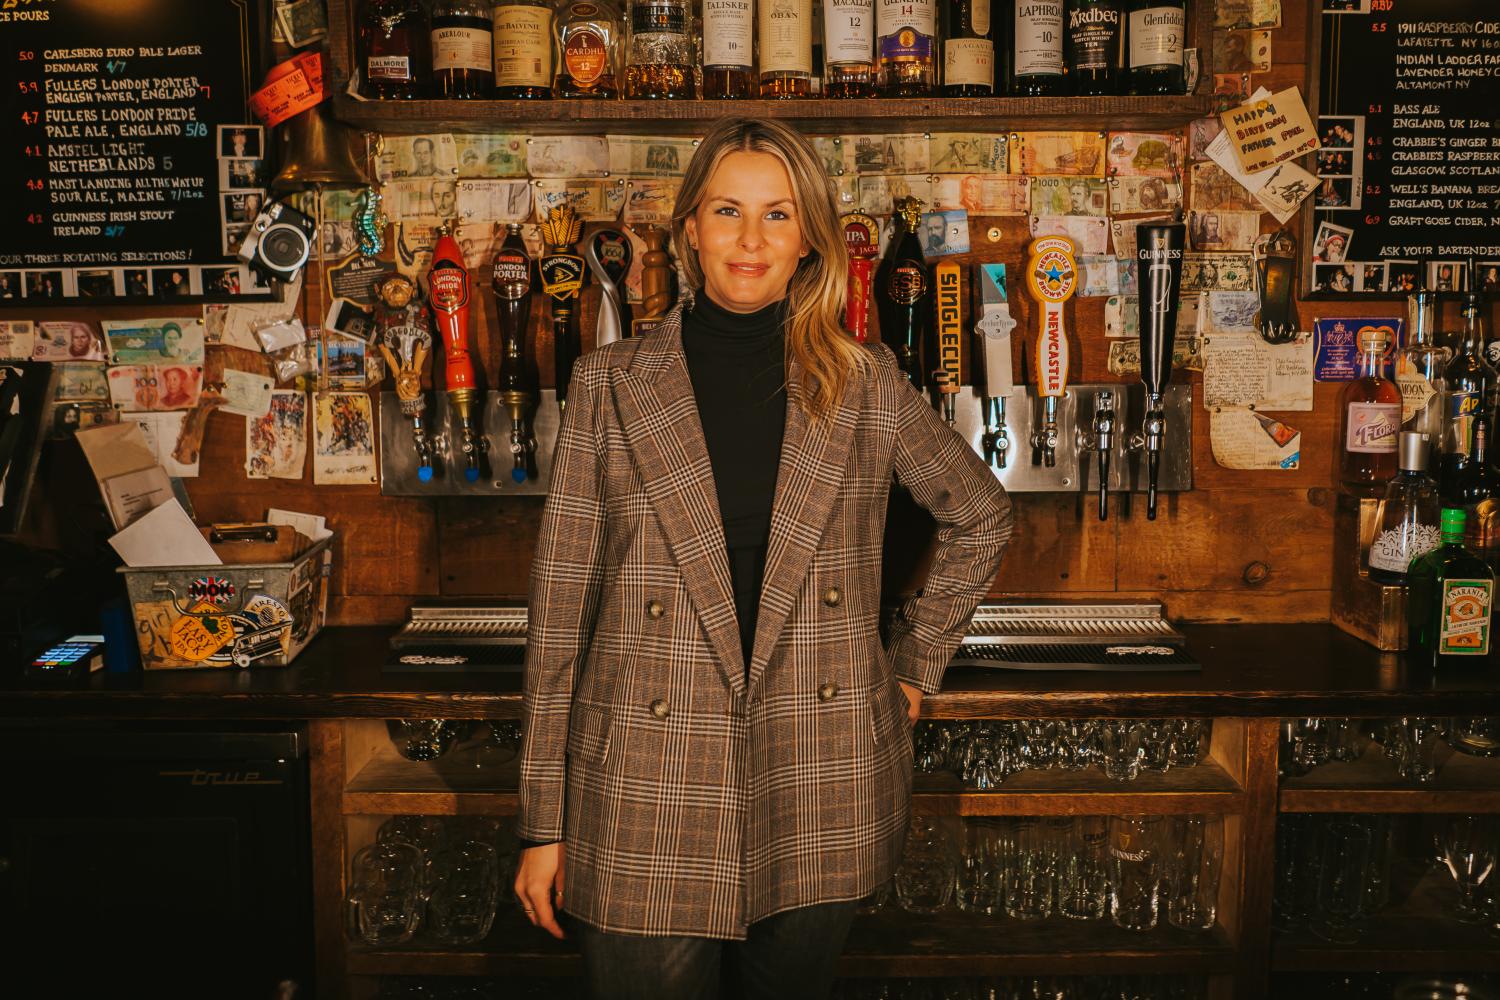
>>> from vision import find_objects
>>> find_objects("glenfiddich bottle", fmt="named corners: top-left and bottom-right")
top-left (943, 0), bottom-right (996, 97)
top-left (874, 197), bottom-right (933, 390)
top-left (759, 0), bottom-right (813, 98)
top-left (1125, 0), bottom-right (1185, 95)
top-left (704, 0), bottom-right (754, 98)
top-left (1009, 0), bottom-right (1065, 96)
top-left (876, 0), bottom-right (938, 97)
top-left (555, 0), bottom-right (623, 98)
top-left (492, 0), bottom-right (555, 98)
top-left (824, 0), bottom-right (876, 97)
top-left (625, 0), bottom-right (696, 98)
top-left (431, 0), bottom-right (494, 98)
top-left (358, 0), bottom-right (430, 99)
top-left (1066, 0), bottom-right (1122, 95)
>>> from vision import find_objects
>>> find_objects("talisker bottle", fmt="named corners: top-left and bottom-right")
top-left (1066, 0), bottom-right (1121, 95)
top-left (874, 197), bottom-right (933, 390)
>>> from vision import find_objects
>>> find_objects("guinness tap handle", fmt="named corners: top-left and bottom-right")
top-left (1135, 221), bottom-right (1187, 520)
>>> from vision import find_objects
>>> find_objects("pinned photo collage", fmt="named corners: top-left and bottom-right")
top-left (217, 124), bottom-right (266, 259)
top-left (1314, 115), bottom-right (1363, 212)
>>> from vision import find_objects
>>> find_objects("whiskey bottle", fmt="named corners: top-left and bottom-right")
top-left (759, 0), bottom-right (813, 98)
top-left (812, 0), bottom-right (826, 94)
top-left (874, 197), bottom-right (933, 390)
top-left (1407, 507), bottom-right (1496, 667)
top-left (1438, 287), bottom-right (1499, 504)
top-left (1066, 0), bottom-right (1122, 96)
top-left (1339, 326), bottom-right (1402, 497)
top-left (703, 0), bottom-right (754, 98)
top-left (492, 0), bottom-right (555, 99)
top-left (358, 0), bottom-right (430, 99)
top-left (1009, 0), bottom-right (1065, 96)
top-left (1395, 271), bottom-right (1451, 469)
top-left (431, 0), bottom-right (494, 99)
top-left (555, 0), bottom-right (623, 98)
top-left (824, 0), bottom-right (876, 98)
top-left (625, 0), bottom-right (696, 98)
top-left (876, 0), bottom-right (938, 97)
top-left (943, 0), bottom-right (995, 96)
top-left (1124, 0), bottom-right (1185, 95)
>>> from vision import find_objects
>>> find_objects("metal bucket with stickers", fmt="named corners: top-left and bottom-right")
top-left (117, 534), bottom-right (332, 670)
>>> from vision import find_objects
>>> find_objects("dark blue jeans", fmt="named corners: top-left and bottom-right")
top-left (570, 900), bottom-right (858, 1000)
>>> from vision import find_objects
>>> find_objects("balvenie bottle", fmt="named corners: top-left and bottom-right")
top-left (431, 0), bottom-right (494, 99)
top-left (358, 0), bottom-right (430, 99)
top-left (493, 0), bottom-right (555, 98)
top-left (1066, 0), bottom-right (1121, 96)
top-left (1008, 0), bottom-right (1065, 96)
top-left (1124, 0), bottom-right (1185, 95)
top-left (874, 197), bottom-right (933, 390)
top-left (943, 0), bottom-right (996, 97)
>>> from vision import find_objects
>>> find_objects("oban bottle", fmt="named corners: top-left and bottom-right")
top-left (759, 0), bottom-right (814, 98)
top-left (943, 0), bottom-right (996, 96)
top-left (492, 0), bottom-right (555, 98)
top-left (703, 0), bottom-right (754, 98)
top-left (358, 0), bottom-right (430, 99)
top-left (876, 0), bottom-right (939, 97)
top-left (625, 0), bottom-right (696, 98)
top-left (1066, 0), bottom-right (1122, 95)
top-left (824, 0), bottom-right (876, 97)
top-left (431, 0), bottom-right (494, 98)
top-left (555, 0), bottom-right (623, 98)
top-left (1124, 0), bottom-right (1185, 94)
top-left (1009, 0), bottom-right (1066, 96)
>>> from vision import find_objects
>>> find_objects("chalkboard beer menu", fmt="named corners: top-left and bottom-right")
top-left (1309, 0), bottom-right (1500, 298)
top-left (0, 0), bottom-right (266, 305)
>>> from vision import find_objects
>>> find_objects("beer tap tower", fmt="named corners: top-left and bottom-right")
top-left (1134, 220), bottom-right (1188, 520)
top-left (429, 226), bottom-right (484, 483)
top-left (492, 223), bottom-right (538, 485)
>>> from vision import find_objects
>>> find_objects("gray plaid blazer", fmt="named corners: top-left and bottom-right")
top-left (519, 301), bottom-right (1012, 940)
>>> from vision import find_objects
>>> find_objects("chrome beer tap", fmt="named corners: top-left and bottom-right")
top-left (1135, 220), bottom-right (1188, 520)
top-left (1076, 389), bottom-right (1116, 521)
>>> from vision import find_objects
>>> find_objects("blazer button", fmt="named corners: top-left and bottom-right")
top-left (646, 599), bottom-right (665, 619)
top-left (650, 698), bottom-right (670, 719)
top-left (822, 586), bottom-right (842, 607)
top-left (817, 682), bottom-right (839, 702)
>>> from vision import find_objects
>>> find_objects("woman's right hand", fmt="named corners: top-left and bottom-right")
top-left (514, 841), bottom-right (567, 940)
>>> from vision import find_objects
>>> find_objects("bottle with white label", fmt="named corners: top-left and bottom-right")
top-left (1396, 272), bottom-right (1451, 472)
top-left (943, 0), bottom-right (995, 96)
top-left (493, 0), bottom-right (555, 98)
top-left (759, 0), bottom-right (814, 97)
top-left (1008, 0), bottom-right (1065, 96)
top-left (1340, 326), bottom-right (1403, 497)
top-left (1367, 431), bottom-right (1442, 586)
top-left (1125, 0), bottom-right (1185, 94)
top-left (704, 0), bottom-right (754, 98)
top-left (824, 0), bottom-right (876, 97)
top-left (877, 0), bottom-right (938, 97)
top-left (432, 0), bottom-right (494, 98)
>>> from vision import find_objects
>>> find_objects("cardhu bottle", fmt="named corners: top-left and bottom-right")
top-left (1124, 0), bottom-right (1185, 95)
top-left (1066, 0), bottom-right (1122, 95)
top-left (556, 0), bottom-right (623, 98)
top-left (943, 0), bottom-right (995, 97)
top-left (358, 0), bottom-right (430, 99)
top-left (704, 0), bottom-right (755, 97)
top-left (759, 0), bottom-right (813, 98)
top-left (493, 0), bottom-right (555, 99)
top-left (874, 197), bottom-right (933, 390)
top-left (1008, 0), bottom-right (1066, 96)
top-left (824, 0), bottom-right (876, 97)
top-left (876, 0), bottom-right (938, 97)
top-left (430, 0), bottom-right (494, 98)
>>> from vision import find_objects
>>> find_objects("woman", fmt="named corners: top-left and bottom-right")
top-left (515, 117), bottom-right (1012, 999)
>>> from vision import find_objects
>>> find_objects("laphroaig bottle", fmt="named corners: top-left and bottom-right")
top-left (1066, 0), bottom-right (1122, 95)
top-left (492, 0), bottom-right (555, 98)
top-left (877, 0), bottom-right (938, 97)
top-left (1408, 507), bottom-right (1496, 667)
top-left (824, 0), bottom-right (876, 97)
top-left (1339, 326), bottom-right (1402, 497)
top-left (1124, 0), bottom-right (1185, 95)
top-left (943, 0), bottom-right (995, 97)
top-left (1367, 431), bottom-right (1442, 586)
top-left (431, 0), bottom-right (494, 98)
top-left (1009, 0), bottom-right (1066, 96)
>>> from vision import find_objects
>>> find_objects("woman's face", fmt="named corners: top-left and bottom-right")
top-left (684, 150), bottom-right (810, 314)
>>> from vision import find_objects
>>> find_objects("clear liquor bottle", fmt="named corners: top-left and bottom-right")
top-left (1339, 326), bottom-right (1402, 497)
top-left (1008, 0), bottom-right (1066, 95)
top-left (943, 0), bottom-right (996, 96)
top-left (1395, 271), bottom-right (1451, 472)
top-left (824, 0), bottom-right (876, 97)
top-left (1124, 0), bottom-right (1185, 95)
top-left (358, 0), bottom-right (430, 99)
top-left (759, 0), bottom-right (813, 98)
top-left (1437, 286), bottom-right (1499, 503)
top-left (1408, 507), bottom-right (1496, 668)
top-left (555, 0), bottom-right (622, 98)
top-left (492, 0), bottom-right (555, 98)
top-left (703, 0), bottom-right (754, 98)
top-left (876, 0), bottom-right (938, 97)
top-left (431, 0), bottom-right (494, 98)
top-left (625, 0), bottom-right (696, 98)
top-left (1367, 431), bottom-right (1441, 586)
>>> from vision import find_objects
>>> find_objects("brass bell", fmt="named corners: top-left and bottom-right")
top-left (273, 99), bottom-right (371, 190)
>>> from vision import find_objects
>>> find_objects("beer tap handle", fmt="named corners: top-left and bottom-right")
top-left (995, 397), bottom-right (1010, 469)
top-left (1024, 237), bottom-right (1078, 474)
top-left (1093, 390), bottom-right (1115, 522)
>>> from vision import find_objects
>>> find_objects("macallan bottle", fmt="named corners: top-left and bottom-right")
top-left (1009, 0), bottom-right (1065, 96)
top-left (1124, 0), bottom-right (1185, 95)
top-left (556, 0), bottom-right (622, 98)
top-left (874, 197), bottom-right (933, 390)
top-left (824, 0), bottom-right (875, 97)
top-left (431, 0), bottom-right (494, 98)
top-left (876, 0), bottom-right (938, 97)
top-left (943, 0), bottom-right (995, 97)
top-left (358, 0), bottom-right (430, 99)
top-left (492, 0), bottom-right (555, 98)
top-left (1340, 326), bottom-right (1402, 497)
top-left (1066, 0), bottom-right (1122, 95)
top-left (625, 0), bottom-right (696, 98)
top-left (704, 0), bottom-right (754, 98)
top-left (760, 0), bottom-right (814, 98)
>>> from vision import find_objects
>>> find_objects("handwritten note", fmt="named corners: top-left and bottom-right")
top-left (1219, 86), bottom-right (1320, 175)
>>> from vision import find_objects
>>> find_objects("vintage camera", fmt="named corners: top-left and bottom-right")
top-left (237, 200), bottom-right (317, 282)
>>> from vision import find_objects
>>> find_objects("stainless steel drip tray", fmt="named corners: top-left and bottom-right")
top-left (945, 601), bottom-right (1200, 673)
top-left (386, 603), bottom-right (528, 673)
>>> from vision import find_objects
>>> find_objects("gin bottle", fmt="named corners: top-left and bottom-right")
top-left (1367, 431), bottom-right (1441, 586)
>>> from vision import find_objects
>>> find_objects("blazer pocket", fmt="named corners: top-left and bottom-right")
top-left (565, 702), bottom-right (613, 766)
top-left (869, 679), bottom-right (914, 747)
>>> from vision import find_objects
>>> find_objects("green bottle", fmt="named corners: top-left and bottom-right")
top-left (1407, 507), bottom-right (1496, 667)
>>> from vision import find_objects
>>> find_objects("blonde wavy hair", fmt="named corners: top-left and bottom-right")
top-left (671, 117), bottom-right (872, 420)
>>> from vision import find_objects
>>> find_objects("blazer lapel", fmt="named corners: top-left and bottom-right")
top-left (611, 303), bottom-right (748, 695)
top-left (747, 351), bottom-right (861, 697)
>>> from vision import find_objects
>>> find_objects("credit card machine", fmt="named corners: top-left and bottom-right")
top-left (28, 635), bottom-right (106, 680)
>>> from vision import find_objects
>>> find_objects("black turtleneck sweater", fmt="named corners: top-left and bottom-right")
top-left (682, 291), bottom-right (789, 673)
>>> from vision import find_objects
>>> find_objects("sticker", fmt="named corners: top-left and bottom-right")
top-left (1440, 580), bottom-right (1493, 656)
top-left (168, 602), bottom-right (235, 663)
top-left (190, 576), bottom-right (237, 604)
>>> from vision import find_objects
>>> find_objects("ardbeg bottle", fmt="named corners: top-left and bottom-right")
top-left (1009, 0), bottom-right (1066, 96)
top-left (1124, 0), bottom-right (1185, 94)
top-left (1066, 0), bottom-right (1122, 95)
top-left (1408, 507), bottom-right (1496, 668)
top-left (874, 197), bottom-right (933, 391)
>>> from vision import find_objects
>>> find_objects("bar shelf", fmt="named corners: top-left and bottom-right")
top-left (1278, 740), bottom-right (1500, 814)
